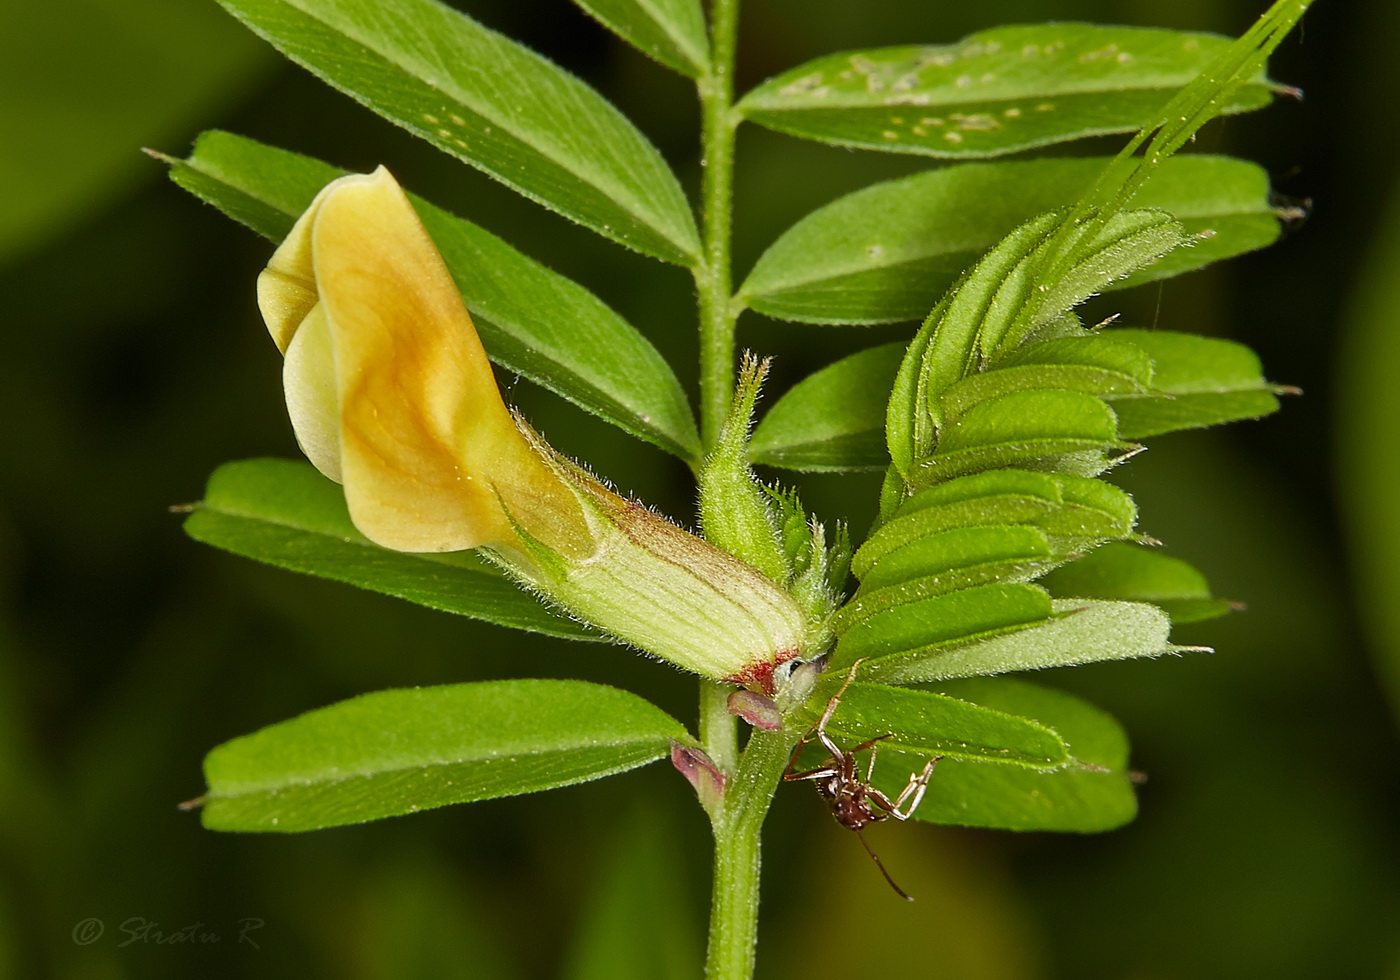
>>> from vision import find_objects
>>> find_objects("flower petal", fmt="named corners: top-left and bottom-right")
top-left (303, 168), bottom-right (585, 554)
top-left (282, 303), bottom-right (342, 482)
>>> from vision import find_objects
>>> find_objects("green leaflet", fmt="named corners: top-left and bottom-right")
top-left (853, 469), bottom-right (1136, 578)
top-left (216, 0), bottom-right (700, 264)
top-left (749, 342), bottom-right (903, 472)
top-left (571, 0), bottom-right (709, 77)
top-left (1042, 541), bottom-right (1234, 624)
top-left (854, 525), bottom-right (1056, 597)
top-left (184, 458), bottom-right (598, 640)
top-left (801, 681), bottom-right (1069, 769)
top-left (165, 131), bottom-right (700, 462)
top-left (909, 388), bottom-right (1128, 488)
top-left (201, 680), bottom-right (688, 831)
top-left (739, 155), bottom-right (1279, 326)
top-left (737, 24), bottom-right (1276, 158)
top-left (1103, 328), bottom-right (1286, 438)
top-left (861, 598), bottom-right (1174, 685)
top-left (938, 337), bottom-right (1154, 421)
top-left (879, 678), bottom-right (1136, 831)
top-left (833, 583), bottom-right (1054, 664)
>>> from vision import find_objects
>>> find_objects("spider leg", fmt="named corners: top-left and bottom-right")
top-left (864, 786), bottom-right (900, 814)
top-left (855, 827), bottom-right (913, 901)
top-left (888, 756), bottom-right (942, 819)
top-left (814, 726), bottom-right (846, 762)
top-left (816, 658), bottom-right (867, 732)
top-left (783, 764), bottom-right (840, 783)
top-left (782, 732), bottom-right (814, 780)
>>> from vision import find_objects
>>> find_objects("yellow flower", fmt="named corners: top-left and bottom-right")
top-left (258, 166), bottom-right (588, 558)
top-left (256, 168), bottom-right (808, 690)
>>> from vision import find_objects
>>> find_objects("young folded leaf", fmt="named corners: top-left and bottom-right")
top-left (854, 525), bottom-right (1058, 598)
top-left (859, 598), bottom-right (1174, 685)
top-left (834, 582), bottom-right (1054, 661)
top-left (885, 208), bottom-right (1186, 478)
top-left (854, 469), bottom-right (1136, 578)
top-left (940, 334), bottom-right (1155, 420)
top-left (910, 388), bottom-right (1130, 488)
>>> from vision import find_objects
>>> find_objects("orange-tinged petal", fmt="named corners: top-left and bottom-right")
top-left (283, 168), bottom-right (587, 555)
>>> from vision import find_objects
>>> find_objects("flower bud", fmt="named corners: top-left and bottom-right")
top-left (256, 168), bottom-right (808, 689)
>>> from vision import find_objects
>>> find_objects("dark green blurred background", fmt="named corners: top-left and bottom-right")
top-left (3, 0), bottom-right (1398, 977)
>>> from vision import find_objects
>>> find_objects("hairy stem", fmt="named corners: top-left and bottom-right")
top-left (695, 0), bottom-right (741, 451)
top-left (694, 3), bottom-right (790, 977)
top-left (703, 728), bottom-right (795, 980)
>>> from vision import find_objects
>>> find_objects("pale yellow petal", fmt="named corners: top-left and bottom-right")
top-left (257, 192), bottom-right (322, 354)
top-left (282, 303), bottom-right (341, 483)
top-left (307, 168), bottom-right (586, 554)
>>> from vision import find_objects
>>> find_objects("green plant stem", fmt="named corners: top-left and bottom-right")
top-left (695, 0), bottom-right (741, 450)
top-left (703, 728), bottom-right (795, 980)
top-left (694, 3), bottom-right (787, 976)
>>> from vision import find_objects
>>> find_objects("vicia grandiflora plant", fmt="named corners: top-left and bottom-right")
top-left (164, 0), bottom-right (1312, 976)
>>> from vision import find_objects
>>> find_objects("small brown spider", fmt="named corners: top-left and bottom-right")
top-left (784, 662), bottom-right (941, 901)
